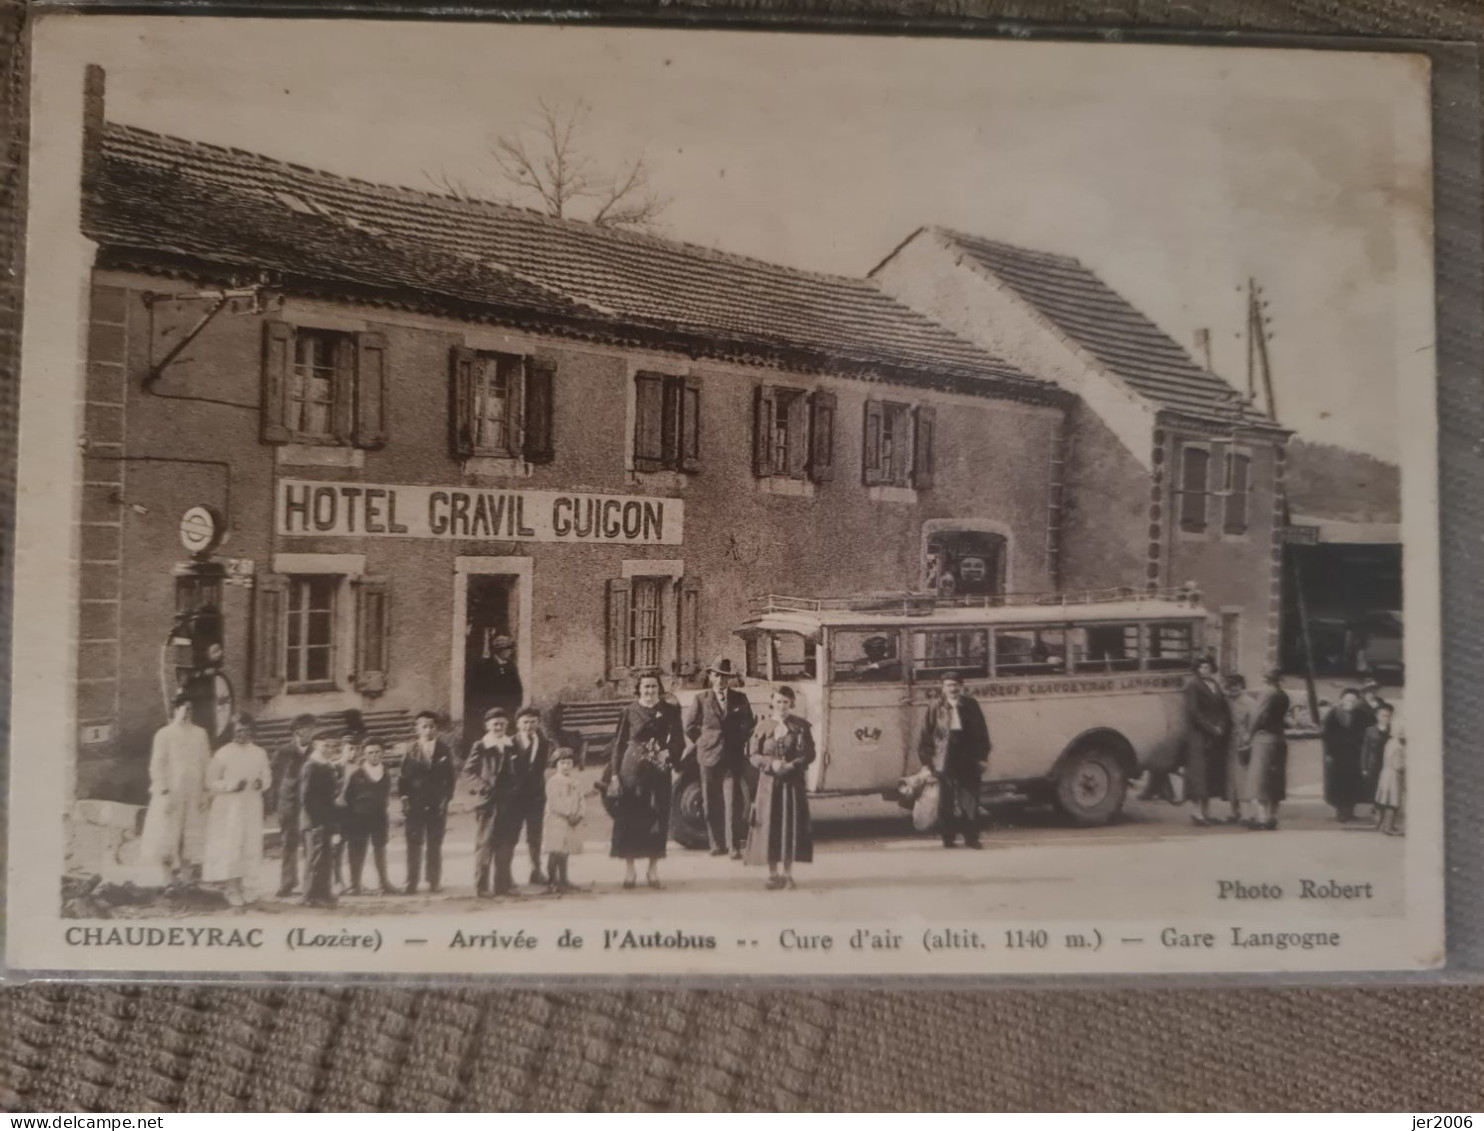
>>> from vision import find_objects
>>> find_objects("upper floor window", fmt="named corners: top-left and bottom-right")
top-left (1177, 441), bottom-right (1252, 536)
top-left (863, 400), bottom-right (935, 489)
top-left (290, 331), bottom-right (342, 439)
top-left (1178, 444), bottom-right (1211, 532)
top-left (262, 322), bottom-right (387, 449)
top-left (450, 347), bottom-right (556, 464)
top-left (754, 385), bottom-right (836, 481)
top-left (633, 371), bottom-right (700, 473)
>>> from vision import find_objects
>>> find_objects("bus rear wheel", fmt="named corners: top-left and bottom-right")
top-left (670, 774), bottom-right (711, 850)
top-left (1054, 744), bottom-right (1128, 826)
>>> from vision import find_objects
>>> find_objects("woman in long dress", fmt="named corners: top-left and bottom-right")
top-left (202, 713), bottom-right (272, 905)
top-left (138, 692), bottom-right (213, 884)
top-left (1322, 688), bottom-right (1371, 822)
top-left (1223, 673), bottom-right (1254, 825)
top-left (1245, 667), bottom-right (1290, 830)
top-left (602, 672), bottom-right (684, 890)
top-left (1181, 658), bottom-right (1232, 827)
top-left (743, 686), bottom-right (815, 889)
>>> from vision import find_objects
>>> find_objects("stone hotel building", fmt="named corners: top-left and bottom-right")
top-left (66, 67), bottom-right (1288, 799)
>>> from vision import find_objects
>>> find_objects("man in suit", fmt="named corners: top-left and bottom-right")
top-left (270, 712), bottom-right (317, 897)
top-left (684, 657), bottom-right (757, 858)
top-left (399, 709), bottom-right (457, 894)
top-left (299, 725), bottom-right (345, 908)
top-left (511, 706), bottom-right (552, 886)
top-left (464, 707), bottom-right (516, 897)
top-left (917, 671), bottom-right (991, 848)
top-left (465, 634), bottom-right (524, 748)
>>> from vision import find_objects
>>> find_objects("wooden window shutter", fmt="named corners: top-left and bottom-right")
top-left (1224, 452), bottom-right (1251, 534)
top-left (809, 390), bottom-right (837, 482)
top-left (504, 356), bottom-right (524, 458)
top-left (523, 358), bottom-right (556, 464)
top-left (862, 399), bottom-right (885, 485)
top-left (677, 576), bottom-right (702, 677)
top-left (754, 386), bottom-right (777, 477)
top-left (354, 331), bottom-right (388, 449)
top-left (331, 335), bottom-right (357, 444)
top-left (260, 322), bottom-right (293, 444)
top-left (249, 572), bottom-right (288, 698)
top-left (352, 576), bottom-right (391, 694)
top-left (606, 578), bottom-right (632, 680)
top-left (633, 373), bottom-right (665, 471)
top-left (449, 346), bottom-right (477, 459)
top-left (1179, 446), bottom-right (1210, 532)
top-left (785, 391), bottom-right (810, 479)
top-left (913, 405), bottom-right (937, 490)
top-left (681, 377), bottom-right (702, 473)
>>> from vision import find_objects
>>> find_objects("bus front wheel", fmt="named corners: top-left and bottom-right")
top-left (1053, 744), bottom-right (1128, 826)
top-left (670, 773), bottom-right (711, 850)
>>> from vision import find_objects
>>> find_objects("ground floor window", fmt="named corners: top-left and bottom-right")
top-left (606, 572), bottom-right (701, 682)
top-left (286, 575), bottom-right (338, 691)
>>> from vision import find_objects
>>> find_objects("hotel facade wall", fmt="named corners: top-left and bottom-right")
top-left (76, 270), bottom-right (1064, 800)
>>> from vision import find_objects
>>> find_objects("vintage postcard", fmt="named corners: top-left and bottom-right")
top-left (6, 16), bottom-right (1445, 979)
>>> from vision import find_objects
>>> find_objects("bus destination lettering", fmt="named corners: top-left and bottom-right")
top-left (277, 480), bottom-right (684, 545)
top-left (965, 674), bottom-right (1185, 697)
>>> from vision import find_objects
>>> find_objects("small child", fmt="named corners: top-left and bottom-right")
top-left (1373, 719), bottom-right (1406, 836)
top-left (342, 739), bottom-right (396, 894)
top-left (542, 748), bottom-right (585, 893)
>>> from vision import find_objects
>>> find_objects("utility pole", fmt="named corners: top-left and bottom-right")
top-left (1252, 281), bottom-right (1316, 721)
top-left (1247, 278), bottom-right (1279, 420)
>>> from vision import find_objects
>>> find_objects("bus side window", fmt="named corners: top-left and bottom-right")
top-left (1072, 624), bottom-right (1141, 673)
top-left (772, 632), bottom-right (817, 680)
top-left (911, 629), bottom-right (989, 682)
top-left (832, 629), bottom-right (903, 683)
top-left (1146, 622), bottom-right (1195, 670)
top-left (994, 628), bottom-right (1067, 676)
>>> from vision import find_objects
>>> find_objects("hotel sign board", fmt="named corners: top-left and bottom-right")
top-left (277, 479), bottom-right (684, 545)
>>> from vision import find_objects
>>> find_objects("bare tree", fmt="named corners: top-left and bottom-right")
top-left (429, 97), bottom-right (667, 230)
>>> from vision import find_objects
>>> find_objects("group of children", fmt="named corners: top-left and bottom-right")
top-left (279, 708), bottom-right (588, 908)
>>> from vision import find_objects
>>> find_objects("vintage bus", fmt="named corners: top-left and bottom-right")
top-left (670, 587), bottom-right (1206, 846)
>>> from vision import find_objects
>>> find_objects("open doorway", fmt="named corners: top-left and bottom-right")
top-left (461, 573), bottom-right (523, 745)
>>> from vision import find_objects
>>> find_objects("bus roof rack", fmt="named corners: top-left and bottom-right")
top-left (753, 585), bottom-right (1203, 616)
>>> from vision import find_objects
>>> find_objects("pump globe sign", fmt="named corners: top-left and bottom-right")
top-left (276, 479), bottom-right (684, 545)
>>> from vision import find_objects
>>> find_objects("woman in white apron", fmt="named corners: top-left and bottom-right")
top-left (202, 713), bottom-right (272, 904)
top-left (137, 692), bottom-right (212, 885)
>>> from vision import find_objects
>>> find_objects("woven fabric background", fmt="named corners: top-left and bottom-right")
top-left (3, 0), bottom-right (1483, 1113)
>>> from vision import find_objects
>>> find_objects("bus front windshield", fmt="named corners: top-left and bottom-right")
top-left (745, 631), bottom-right (818, 682)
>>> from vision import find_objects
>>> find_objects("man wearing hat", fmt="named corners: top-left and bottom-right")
top-left (464, 633), bottom-right (523, 748)
top-left (683, 657), bottom-right (756, 858)
top-left (299, 725), bottom-right (345, 907)
top-left (916, 671), bottom-right (991, 848)
top-left (271, 712), bottom-right (318, 897)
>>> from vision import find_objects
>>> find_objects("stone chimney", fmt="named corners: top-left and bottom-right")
top-left (80, 64), bottom-right (105, 192)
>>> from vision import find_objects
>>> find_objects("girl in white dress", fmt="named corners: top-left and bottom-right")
top-left (202, 714), bottom-right (272, 904)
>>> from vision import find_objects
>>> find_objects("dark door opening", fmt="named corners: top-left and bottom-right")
top-left (462, 574), bottom-right (522, 743)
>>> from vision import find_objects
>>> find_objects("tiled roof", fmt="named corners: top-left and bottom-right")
top-left (932, 229), bottom-right (1257, 423)
top-left (85, 123), bottom-right (1061, 403)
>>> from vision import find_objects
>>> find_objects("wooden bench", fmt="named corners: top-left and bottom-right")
top-left (252, 708), bottom-right (418, 762)
top-left (556, 700), bottom-right (629, 761)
